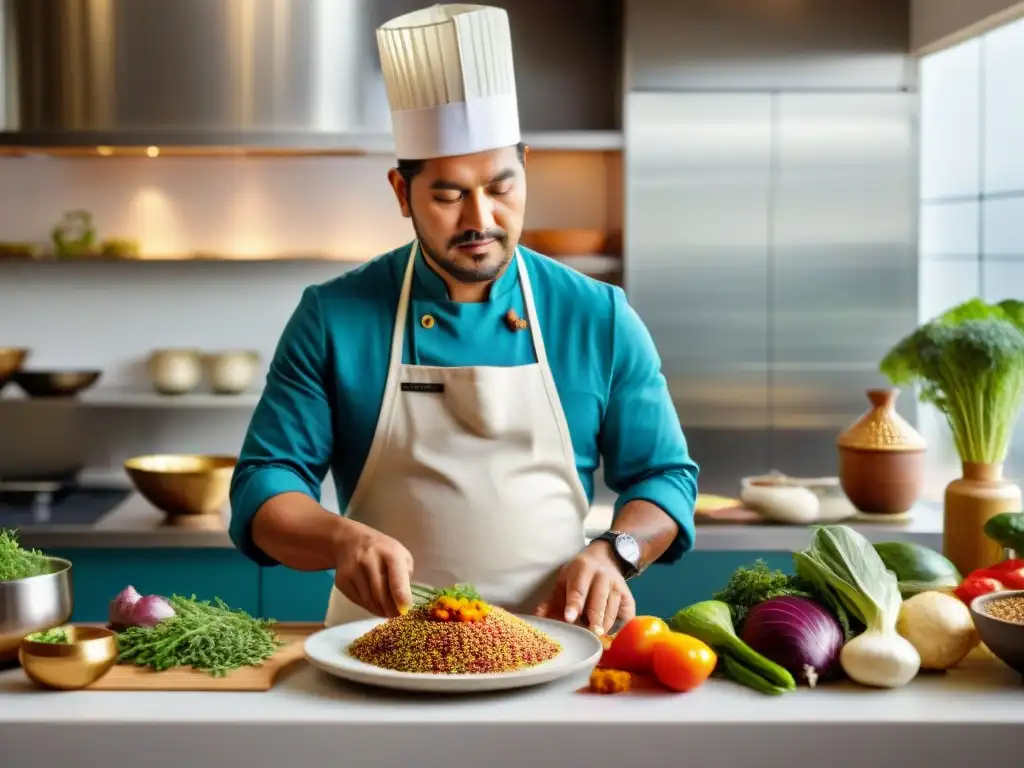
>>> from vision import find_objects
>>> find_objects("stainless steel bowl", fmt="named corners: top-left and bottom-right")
top-left (0, 557), bottom-right (74, 662)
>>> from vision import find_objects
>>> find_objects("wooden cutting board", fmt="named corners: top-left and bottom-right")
top-left (86, 622), bottom-right (322, 691)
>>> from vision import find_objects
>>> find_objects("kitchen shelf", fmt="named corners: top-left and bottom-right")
top-left (0, 130), bottom-right (623, 158)
top-left (0, 388), bottom-right (263, 408)
top-left (0, 253), bottom-right (623, 272)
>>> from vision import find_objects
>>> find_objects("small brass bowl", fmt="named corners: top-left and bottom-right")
top-left (19, 626), bottom-right (118, 690)
top-left (124, 453), bottom-right (237, 519)
top-left (0, 347), bottom-right (30, 379)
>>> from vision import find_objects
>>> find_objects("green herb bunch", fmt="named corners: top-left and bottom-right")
top-left (713, 559), bottom-right (854, 639)
top-left (115, 595), bottom-right (284, 677)
top-left (0, 529), bottom-right (51, 582)
top-left (880, 298), bottom-right (1024, 464)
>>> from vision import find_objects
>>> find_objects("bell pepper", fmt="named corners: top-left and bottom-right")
top-left (984, 558), bottom-right (1024, 589)
top-left (954, 574), bottom-right (1005, 605)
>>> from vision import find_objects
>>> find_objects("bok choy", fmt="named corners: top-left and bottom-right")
top-left (793, 526), bottom-right (920, 688)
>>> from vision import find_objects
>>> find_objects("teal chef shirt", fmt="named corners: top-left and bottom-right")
top-left (229, 242), bottom-right (699, 567)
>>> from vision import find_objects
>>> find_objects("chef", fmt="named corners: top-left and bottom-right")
top-left (228, 3), bottom-right (699, 635)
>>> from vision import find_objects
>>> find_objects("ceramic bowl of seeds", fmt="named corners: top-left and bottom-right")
top-left (970, 589), bottom-right (1024, 678)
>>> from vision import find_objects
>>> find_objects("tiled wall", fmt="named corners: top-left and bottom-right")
top-left (918, 15), bottom-right (1024, 484)
top-left (0, 150), bottom-right (621, 505)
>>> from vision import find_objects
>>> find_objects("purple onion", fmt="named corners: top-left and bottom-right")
top-left (740, 596), bottom-right (844, 687)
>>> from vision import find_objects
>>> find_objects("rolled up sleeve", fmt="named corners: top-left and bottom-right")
top-left (229, 286), bottom-right (335, 566)
top-left (598, 287), bottom-right (699, 564)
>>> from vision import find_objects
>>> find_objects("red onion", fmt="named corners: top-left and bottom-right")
top-left (740, 596), bottom-right (844, 687)
top-left (108, 585), bottom-right (142, 629)
top-left (131, 595), bottom-right (176, 627)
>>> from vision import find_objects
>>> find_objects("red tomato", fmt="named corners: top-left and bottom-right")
top-left (600, 616), bottom-right (671, 673)
top-left (651, 632), bottom-right (718, 693)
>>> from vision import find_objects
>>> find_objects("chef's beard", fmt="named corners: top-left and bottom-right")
top-left (413, 217), bottom-right (513, 284)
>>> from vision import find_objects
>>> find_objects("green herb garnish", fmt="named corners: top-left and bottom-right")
top-left (410, 582), bottom-right (482, 605)
top-left (115, 595), bottom-right (284, 677)
top-left (0, 529), bottom-right (50, 582)
top-left (27, 627), bottom-right (70, 644)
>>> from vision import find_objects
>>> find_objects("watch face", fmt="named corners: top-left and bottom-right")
top-left (614, 533), bottom-right (641, 566)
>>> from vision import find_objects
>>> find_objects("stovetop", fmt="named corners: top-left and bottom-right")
top-left (0, 486), bottom-right (131, 528)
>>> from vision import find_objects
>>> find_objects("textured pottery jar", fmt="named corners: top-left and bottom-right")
top-left (944, 463), bottom-right (1022, 577)
top-left (836, 388), bottom-right (926, 515)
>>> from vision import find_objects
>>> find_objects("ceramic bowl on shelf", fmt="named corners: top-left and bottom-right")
top-left (13, 369), bottom-right (102, 398)
top-left (124, 454), bottom-right (236, 523)
top-left (19, 625), bottom-right (118, 690)
top-left (970, 589), bottom-right (1024, 678)
top-left (0, 557), bottom-right (74, 662)
top-left (204, 350), bottom-right (261, 395)
top-left (147, 348), bottom-right (203, 395)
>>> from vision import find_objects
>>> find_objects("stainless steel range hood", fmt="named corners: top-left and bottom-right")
top-left (0, 0), bottom-right (393, 153)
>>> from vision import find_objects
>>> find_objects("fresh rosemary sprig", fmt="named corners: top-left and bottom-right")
top-left (0, 529), bottom-right (50, 582)
top-left (115, 595), bottom-right (284, 677)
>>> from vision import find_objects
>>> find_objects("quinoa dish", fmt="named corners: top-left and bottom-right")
top-left (347, 584), bottom-right (562, 674)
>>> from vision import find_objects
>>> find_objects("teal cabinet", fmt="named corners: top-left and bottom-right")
top-left (46, 548), bottom-right (791, 625)
top-left (46, 549), bottom-right (261, 622)
top-left (631, 551), bottom-right (794, 620)
top-left (259, 567), bottom-right (334, 622)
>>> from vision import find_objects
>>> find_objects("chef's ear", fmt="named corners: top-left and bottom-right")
top-left (387, 168), bottom-right (412, 218)
top-left (522, 144), bottom-right (530, 167)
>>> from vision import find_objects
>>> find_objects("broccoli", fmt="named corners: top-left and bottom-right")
top-left (880, 299), bottom-right (1024, 464)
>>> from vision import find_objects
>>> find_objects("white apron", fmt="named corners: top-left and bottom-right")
top-left (324, 242), bottom-right (590, 626)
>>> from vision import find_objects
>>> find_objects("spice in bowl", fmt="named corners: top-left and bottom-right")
top-left (985, 594), bottom-right (1024, 623)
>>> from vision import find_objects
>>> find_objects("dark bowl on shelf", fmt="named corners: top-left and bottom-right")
top-left (13, 370), bottom-right (102, 398)
top-left (970, 589), bottom-right (1024, 678)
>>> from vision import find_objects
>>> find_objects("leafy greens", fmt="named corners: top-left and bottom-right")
top-left (0, 529), bottom-right (51, 582)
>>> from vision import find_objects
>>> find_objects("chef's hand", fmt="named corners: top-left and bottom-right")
top-left (534, 543), bottom-right (636, 635)
top-left (333, 518), bottom-right (415, 618)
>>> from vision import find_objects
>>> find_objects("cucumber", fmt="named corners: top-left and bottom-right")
top-left (983, 512), bottom-right (1024, 553)
top-left (873, 541), bottom-right (961, 598)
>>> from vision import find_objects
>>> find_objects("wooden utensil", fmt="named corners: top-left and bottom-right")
top-left (84, 623), bottom-right (321, 691)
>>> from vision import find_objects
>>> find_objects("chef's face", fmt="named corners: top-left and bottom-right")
top-left (388, 144), bottom-right (528, 284)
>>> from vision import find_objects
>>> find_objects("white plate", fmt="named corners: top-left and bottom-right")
top-left (303, 614), bottom-right (604, 693)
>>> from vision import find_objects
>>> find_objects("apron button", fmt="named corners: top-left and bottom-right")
top-left (420, 314), bottom-right (436, 329)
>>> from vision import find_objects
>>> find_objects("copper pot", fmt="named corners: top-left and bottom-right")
top-left (836, 388), bottom-right (926, 515)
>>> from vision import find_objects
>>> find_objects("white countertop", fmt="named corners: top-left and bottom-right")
top-left (0, 647), bottom-right (1019, 767)
top-left (13, 491), bottom-right (944, 552)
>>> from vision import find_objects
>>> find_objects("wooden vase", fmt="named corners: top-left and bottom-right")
top-left (836, 388), bottom-right (926, 515)
top-left (944, 462), bottom-right (1022, 576)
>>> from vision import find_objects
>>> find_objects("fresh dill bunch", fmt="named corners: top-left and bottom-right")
top-left (115, 595), bottom-right (284, 677)
top-left (0, 528), bottom-right (51, 582)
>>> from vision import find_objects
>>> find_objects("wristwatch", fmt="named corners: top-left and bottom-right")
top-left (592, 530), bottom-right (645, 580)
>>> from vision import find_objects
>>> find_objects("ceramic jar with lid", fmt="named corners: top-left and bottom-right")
top-left (836, 388), bottom-right (926, 515)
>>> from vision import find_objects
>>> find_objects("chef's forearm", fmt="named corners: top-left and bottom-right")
top-left (250, 492), bottom-right (348, 571)
top-left (606, 499), bottom-right (681, 566)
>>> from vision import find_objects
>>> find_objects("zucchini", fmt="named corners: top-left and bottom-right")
top-left (983, 512), bottom-right (1024, 553)
top-left (873, 541), bottom-right (961, 598)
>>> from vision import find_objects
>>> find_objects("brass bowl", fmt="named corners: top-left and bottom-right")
top-left (124, 454), bottom-right (237, 519)
top-left (19, 625), bottom-right (118, 690)
top-left (13, 369), bottom-right (102, 398)
top-left (0, 347), bottom-right (30, 382)
top-left (0, 557), bottom-right (74, 662)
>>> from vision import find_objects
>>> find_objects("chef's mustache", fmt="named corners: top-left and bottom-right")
top-left (449, 229), bottom-right (506, 248)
